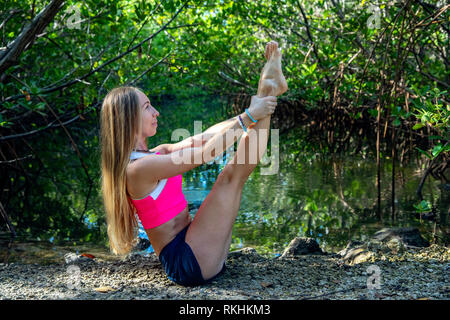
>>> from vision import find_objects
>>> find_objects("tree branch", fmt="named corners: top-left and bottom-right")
top-left (3, 1), bottom-right (188, 102)
top-left (0, 113), bottom-right (80, 142)
top-left (0, 0), bottom-right (65, 76)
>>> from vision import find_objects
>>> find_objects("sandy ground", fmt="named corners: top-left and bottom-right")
top-left (0, 241), bottom-right (449, 300)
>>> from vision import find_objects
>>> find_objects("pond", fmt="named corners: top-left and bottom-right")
top-left (1, 137), bottom-right (448, 264)
top-left (184, 144), bottom-right (449, 257)
top-left (0, 95), bottom-right (448, 264)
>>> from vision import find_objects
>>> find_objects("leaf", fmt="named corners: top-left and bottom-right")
top-left (35, 102), bottom-right (46, 110)
top-left (412, 123), bottom-right (424, 130)
top-left (368, 109), bottom-right (378, 118)
top-left (431, 144), bottom-right (443, 158)
top-left (415, 147), bottom-right (432, 159)
top-left (421, 114), bottom-right (430, 122)
top-left (80, 253), bottom-right (96, 259)
top-left (420, 200), bottom-right (429, 207)
top-left (305, 201), bottom-right (318, 212)
top-left (415, 200), bottom-right (432, 213)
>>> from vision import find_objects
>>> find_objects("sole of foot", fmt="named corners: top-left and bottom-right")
top-left (258, 41), bottom-right (288, 97)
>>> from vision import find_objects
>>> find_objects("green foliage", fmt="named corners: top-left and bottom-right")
top-left (0, 0), bottom-right (447, 246)
top-left (413, 200), bottom-right (432, 214)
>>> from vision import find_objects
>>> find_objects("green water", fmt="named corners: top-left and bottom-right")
top-left (1, 143), bottom-right (448, 264)
top-left (1, 93), bottom-right (448, 263)
top-left (184, 148), bottom-right (449, 257)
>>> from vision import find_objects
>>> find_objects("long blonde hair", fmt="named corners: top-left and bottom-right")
top-left (100, 86), bottom-right (142, 255)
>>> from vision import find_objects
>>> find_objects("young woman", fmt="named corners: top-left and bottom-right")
top-left (100, 41), bottom-right (287, 286)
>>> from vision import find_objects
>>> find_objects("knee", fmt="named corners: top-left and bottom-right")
top-left (217, 165), bottom-right (246, 187)
top-left (216, 166), bottom-right (234, 184)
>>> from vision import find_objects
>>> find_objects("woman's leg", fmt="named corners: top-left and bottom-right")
top-left (185, 41), bottom-right (287, 280)
top-left (185, 115), bottom-right (272, 279)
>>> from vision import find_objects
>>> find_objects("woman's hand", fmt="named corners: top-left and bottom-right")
top-left (246, 95), bottom-right (277, 121)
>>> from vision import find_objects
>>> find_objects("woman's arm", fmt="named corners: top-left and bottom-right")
top-left (130, 113), bottom-right (251, 183)
top-left (153, 95), bottom-right (276, 154)
top-left (150, 135), bottom-right (206, 155)
top-left (170, 133), bottom-right (207, 152)
top-left (183, 116), bottom-right (247, 150)
top-left (132, 96), bottom-right (277, 183)
top-left (150, 114), bottom-right (252, 155)
top-left (176, 95), bottom-right (276, 164)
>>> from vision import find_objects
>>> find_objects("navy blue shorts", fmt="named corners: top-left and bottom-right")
top-left (158, 224), bottom-right (227, 287)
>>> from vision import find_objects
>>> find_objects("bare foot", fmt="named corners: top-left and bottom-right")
top-left (257, 41), bottom-right (288, 97)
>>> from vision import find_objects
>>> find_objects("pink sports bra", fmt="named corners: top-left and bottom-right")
top-left (129, 151), bottom-right (188, 229)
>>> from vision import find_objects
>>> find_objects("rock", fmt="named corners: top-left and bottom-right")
top-left (386, 238), bottom-right (405, 254)
top-left (371, 228), bottom-right (429, 248)
top-left (123, 252), bottom-right (144, 262)
top-left (229, 247), bottom-right (259, 257)
top-left (280, 237), bottom-right (324, 258)
top-left (260, 282), bottom-right (273, 288)
top-left (94, 286), bottom-right (116, 293)
top-left (338, 228), bottom-right (431, 265)
top-left (337, 241), bottom-right (374, 265)
top-left (337, 241), bottom-right (364, 257)
top-left (64, 253), bottom-right (78, 264)
top-left (64, 253), bottom-right (95, 264)
top-left (349, 250), bottom-right (374, 265)
top-left (228, 247), bottom-right (265, 263)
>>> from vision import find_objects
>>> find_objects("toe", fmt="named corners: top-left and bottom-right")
top-left (265, 42), bottom-right (272, 60)
top-left (265, 41), bottom-right (280, 60)
top-left (271, 41), bottom-right (278, 58)
top-left (269, 42), bottom-right (275, 58)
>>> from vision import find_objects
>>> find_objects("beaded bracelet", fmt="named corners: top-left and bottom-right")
top-left (245, 108), bottom-right (258, 123)
top-left (237, 115), bottom-right (247, 132)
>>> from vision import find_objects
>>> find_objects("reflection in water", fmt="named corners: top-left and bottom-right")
top-left (3, 94), bottom-right (447, 264)
top-left (1, 147), bottom-right (448, 263)
top-left (180, 151), bottom-right (449, 257)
